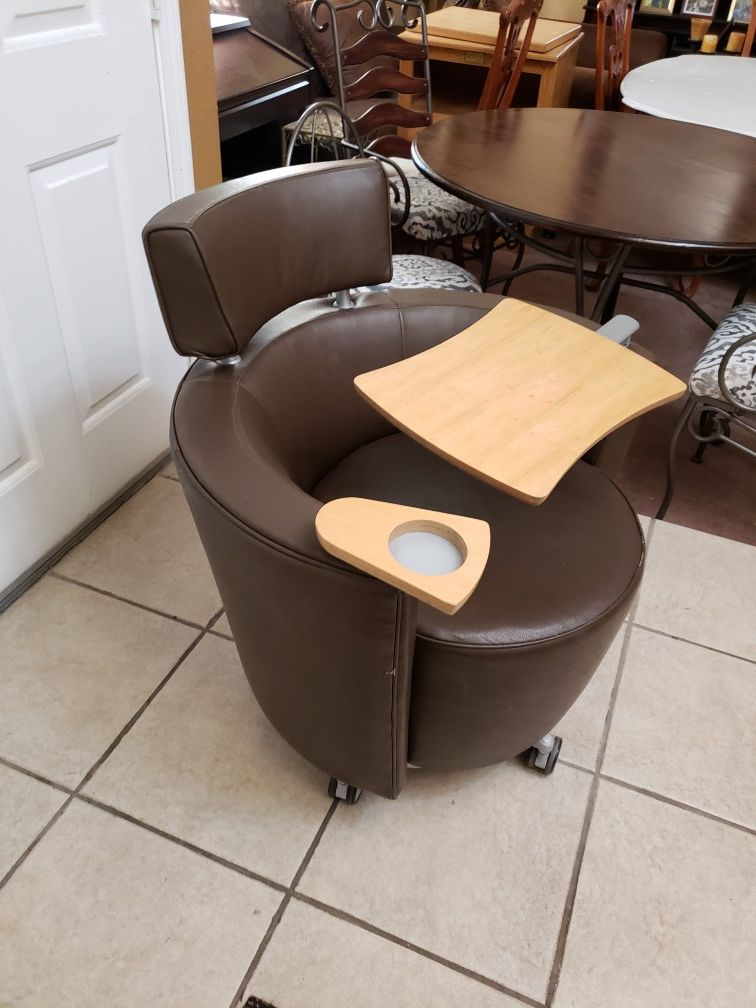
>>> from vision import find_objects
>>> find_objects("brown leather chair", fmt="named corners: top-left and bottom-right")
top-left (143, 160), bottom-right (644, 803)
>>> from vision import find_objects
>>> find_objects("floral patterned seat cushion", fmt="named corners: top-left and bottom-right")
top-left (355, 254), bottom-right (481, 294)
top-left (389, 159), bottom-right (487, 242)
top-left (690, 303), bottom-right (756, 409)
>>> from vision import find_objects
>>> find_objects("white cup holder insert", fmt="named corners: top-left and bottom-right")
top-left (389, 521), bottom-right (467, 576)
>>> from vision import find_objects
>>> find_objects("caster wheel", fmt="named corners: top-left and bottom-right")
top-left (525, 734), bottom-right (562, 775)
top-left (328, 777), bottom-right (362, 804)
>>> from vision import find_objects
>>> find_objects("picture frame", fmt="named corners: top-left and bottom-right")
top-left (638, 0), bottom-right (676, 14)
top-left (681, 0), bottom-right (717, 15)
top-left (728, 0), bottom-right (752, 21)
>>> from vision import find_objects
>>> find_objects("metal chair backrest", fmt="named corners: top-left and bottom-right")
top-left (595, 0), bottom-right (634, 111)
top-left (477, 0), bottom-right (544, 112)
top-left (285, 99), bottom-right (411, 227)
top-left (310, 0), bottom-right (432, 158)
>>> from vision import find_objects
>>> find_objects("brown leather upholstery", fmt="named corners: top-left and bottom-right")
top-left (314, 432), bottom-right (638, 768)
top-left (143, 160), bottom-right (392, 359)
top-left (144, 165), bottom-right (644, 800)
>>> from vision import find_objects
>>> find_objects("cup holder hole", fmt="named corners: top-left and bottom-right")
top-left (389, 521), bottom-right (467, 576)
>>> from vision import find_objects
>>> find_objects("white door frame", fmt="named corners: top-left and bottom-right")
top-left (151, 0), bottom-right (196, 201)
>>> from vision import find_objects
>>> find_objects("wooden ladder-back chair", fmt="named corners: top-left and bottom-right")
top-left (478, 0), bottom-right (544, 111)
top-left (477, 0), bottom-right (542, 289)
top-left (306, 0), bottom-right (487, 261)
top-left (742, 0), bottom-right (755, 57)
top-left (595, 0), bottom-right (634, 111)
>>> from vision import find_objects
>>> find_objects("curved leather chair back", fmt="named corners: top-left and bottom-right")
top-left (143, 160), bottom-right (392, 359)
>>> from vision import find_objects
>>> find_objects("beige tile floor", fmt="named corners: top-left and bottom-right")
top-left (1, 466), bottom-right (754, 1008)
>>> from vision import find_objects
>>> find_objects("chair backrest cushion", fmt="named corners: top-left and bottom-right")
top-left (143, 160), bottom-right (392, 359)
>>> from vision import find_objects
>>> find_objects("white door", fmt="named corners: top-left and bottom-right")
top-left (0, 0), bottom-right (187, 595)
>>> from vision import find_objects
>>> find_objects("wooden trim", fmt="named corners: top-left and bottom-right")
top-left (177, 0), bottom-right (222, 190)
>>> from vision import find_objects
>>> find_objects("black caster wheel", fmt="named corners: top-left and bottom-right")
top-left (525, 735), bottom-right (562, 775)
top-left (328, 777), bottom-right (362, 804)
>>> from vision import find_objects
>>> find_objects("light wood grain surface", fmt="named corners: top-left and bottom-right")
top-left (355, 299), bottom-right (686, 505)
top-left (408, 8), bottom-right (581, 53)
top-left (315, 498), bottom-right (490, 614)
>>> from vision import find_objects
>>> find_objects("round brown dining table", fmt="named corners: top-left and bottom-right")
top-left (412, 108), bottom-right (756, 321)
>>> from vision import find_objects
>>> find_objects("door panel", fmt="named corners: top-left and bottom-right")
top-left (0, 0), bottom-right (185, 592)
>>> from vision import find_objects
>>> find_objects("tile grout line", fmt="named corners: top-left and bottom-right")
top-left (543, 618), bottom-right (636, 1007)
top-left (75, 630), bottom-right (207, 793)
top-left (207, 628), bottom-right (234, 642)
top-left (0, 755), bottom-right (74, 796)
top-left (630, 621), bottom-right (756, 667)
top-left (48, 570), bottom-right (210, 634)
top-left (75, 793), bottom-right (289, 892)
top-left (597, 774), bottom-right (756, 838)
top-left (0, 626), bottom-right (209, 893)
top-left (204, 606), bottom-right (226, 632)
top-left (289, 892), bottom-right (543, 1008)
top-left (0, 796), bottom-right (76, 892)
top-left (558, 758), bottom-right (594, 776)
top-left (632, 517), bottom-right (756, 666)
top-left (226, 801), bottom-right (340, 1008)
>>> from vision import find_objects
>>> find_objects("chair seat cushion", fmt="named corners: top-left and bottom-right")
top-left (390, 158), bottom-right (487, 242)
top-left (312, 433), bottom-right (643, 647)
top-left (690, 302), bottom-right (756, 407)
top-left (355, 254), bottom-right (481, 294)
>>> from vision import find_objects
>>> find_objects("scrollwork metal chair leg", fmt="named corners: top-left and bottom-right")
top-left (657, 395), bottom-right (696, 520)
top-left (480, 217), bottom-right (495, 291)
top-left (501, 236), bottom-right (525, 296)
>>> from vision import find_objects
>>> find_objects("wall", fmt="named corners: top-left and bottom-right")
top-left (179, 0), bottom-right (222, 189)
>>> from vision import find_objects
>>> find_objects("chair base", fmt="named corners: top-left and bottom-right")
top-left (328, 778), bottom-right (363, 804)
top-left (524, 733), bottom-right (562, 776)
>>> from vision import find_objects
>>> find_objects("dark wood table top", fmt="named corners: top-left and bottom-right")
top-left (412, 108), bottom-right (756, 253)
top-left (213, 28), bottom-right (309, 112)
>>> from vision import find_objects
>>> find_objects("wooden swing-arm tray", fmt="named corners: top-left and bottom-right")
top-left (354, 299), bottom-right (686, 505)
top-left (316, 498), bottom-right (490, 614)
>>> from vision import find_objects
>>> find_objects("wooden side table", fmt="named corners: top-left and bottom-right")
top-left (397, 12), bottom-right (582, 130)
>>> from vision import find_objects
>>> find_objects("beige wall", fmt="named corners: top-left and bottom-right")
top-left (179, 0), bottom-right (222, 190)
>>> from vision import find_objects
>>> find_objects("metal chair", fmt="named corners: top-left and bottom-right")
top-left (657, 303), bottom-right (756, 519)
top-left (285, 100), bottom-right (482, 294)
top-left (300, 0), bottom-right (487, 263)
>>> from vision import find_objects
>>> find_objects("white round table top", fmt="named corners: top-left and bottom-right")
top-left (621, 55), bottom-right (756, 139)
